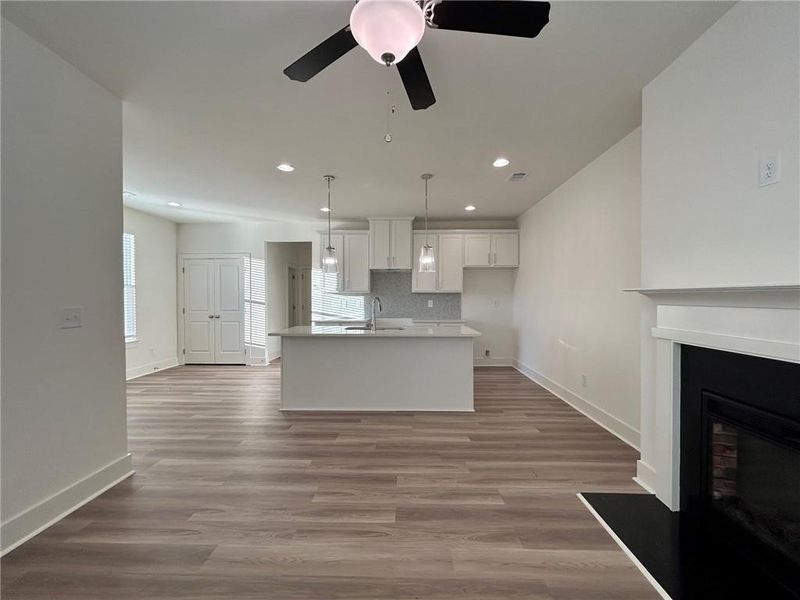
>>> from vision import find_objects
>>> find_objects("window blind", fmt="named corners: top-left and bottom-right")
top-left (244, 256), bottom-right (266, 348)
top-left (122, 233), bottom-right (137, 342)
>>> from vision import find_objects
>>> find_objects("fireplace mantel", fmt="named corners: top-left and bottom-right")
top-left (631, 282), bottom-right (800, 510)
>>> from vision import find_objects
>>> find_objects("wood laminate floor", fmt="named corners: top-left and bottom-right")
top-left (1, 366), bottom-right (655, 599)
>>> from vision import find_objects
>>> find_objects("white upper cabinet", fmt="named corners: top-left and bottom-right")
top-left (343, 233), bottom-right (370, 293)
top-left (369, 218), bottom-right (413, 270)
top-left (491, 232), bottom-right (519, 267)
top-left (464, 231), bottom-right (519, 268)
top-left (412, 233), bottom-right (464, 293)
top-left (320, 232), bottom-right (370, 293)
top-left (464, 233), bottom-right (492, 267)
top-left (437, 234), bottom-right (464, 292)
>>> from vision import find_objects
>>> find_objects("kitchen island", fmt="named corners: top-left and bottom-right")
top-left (268, 323), bottom-right (480, 411)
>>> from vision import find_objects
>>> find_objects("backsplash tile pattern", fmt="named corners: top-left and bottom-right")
top-left (364, 271), bottom-right (461, 320)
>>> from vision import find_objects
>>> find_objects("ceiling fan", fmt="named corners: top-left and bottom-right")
top-left (283, 0), bottom-right (551, 110)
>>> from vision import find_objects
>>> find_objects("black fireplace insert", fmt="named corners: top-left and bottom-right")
top-left (681, 346), bottom-right (800, 596)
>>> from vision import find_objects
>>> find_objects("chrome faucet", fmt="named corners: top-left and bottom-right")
top-left (369, 296), bottom-right (382, 331)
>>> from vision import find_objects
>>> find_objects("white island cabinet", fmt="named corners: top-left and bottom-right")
top-left (269, 324), bottom-right (480, 411)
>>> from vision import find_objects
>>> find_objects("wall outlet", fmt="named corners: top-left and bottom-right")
top-left (427, 300), bottom-right (434, 308)
top-left (581, 374), bottom-right (588, 388)
top-left (759, 155), bottom-right (781, 187)
top-left (59, 307), bottom-right (83, 329)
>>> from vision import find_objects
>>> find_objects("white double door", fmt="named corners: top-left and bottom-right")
top-left (183, 257), bottom-right (246, 364)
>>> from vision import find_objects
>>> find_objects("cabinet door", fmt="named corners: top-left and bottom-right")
top-left (412, 233), bottom-right (438, 292)
top-left (343, 233), bottom-right (370, 293)
top-left (463, 233), bottom-right (492, 267)
top-left (214, 258), bottom-right (246, 364)
top-left (320, 233), bottom-right (344, 291)
top-left (492, 233), bottom-right (519, 267)
top-left (437, 234), bottom-right (464, 292)
top-left (391, 219), bottom-right (413, 269)
top-left (184, 259), bottom-right (216, 363)
top-left (370, 220), bottom-right (392, 269)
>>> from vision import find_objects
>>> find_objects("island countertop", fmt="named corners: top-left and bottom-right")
top-left (269, 324), bottom-right (481, 338)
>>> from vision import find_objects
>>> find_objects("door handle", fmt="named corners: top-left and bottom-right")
top-left (214, 315), bottom-right (221, 318)
top-left (208, 315), bottom-right (214, 319)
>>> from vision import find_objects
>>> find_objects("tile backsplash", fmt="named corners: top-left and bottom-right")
top-left (364, 271), bottom-right (461, 320)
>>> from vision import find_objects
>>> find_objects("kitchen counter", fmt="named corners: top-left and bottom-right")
top-left (270, 324), bottom-right (480, 338)
top-left (270, 323), bottom-right (478, 412)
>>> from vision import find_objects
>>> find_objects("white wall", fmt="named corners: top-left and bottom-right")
top-left (266, 242), bottom-right (311, 361)
top-left (1, 20), bottom-right (131, 553)
top-left (177, 221), bottom-right (319, 362)
top-left (637, 1), bottom-right (800, 494)
top-left (641, 1), bottom-right (799, 289)
top-left (462, 270), bottom-right (516, 365)
top-left (513, 128), bottom-right (642, 448)
top-left (123, 207), bottom-right (178, 379)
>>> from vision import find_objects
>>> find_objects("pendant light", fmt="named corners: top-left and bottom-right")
top-left (321, 175), bottom-right (339, 274)
top-left (419, 173), bottom-right (435, 273)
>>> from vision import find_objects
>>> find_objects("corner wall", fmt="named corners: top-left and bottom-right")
top-left (513, 128), bottom-right (642, 448)
top-left (123, 208), bottom-right (178, 379)
top-left (1, 20), bottom-right (131, 553)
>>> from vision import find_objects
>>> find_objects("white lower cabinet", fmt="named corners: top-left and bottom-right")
top-left (412, 233), bottom-right (463, 293)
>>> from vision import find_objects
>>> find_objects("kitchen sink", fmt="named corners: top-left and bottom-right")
top-left (345, 326), bottom-right (404, 331)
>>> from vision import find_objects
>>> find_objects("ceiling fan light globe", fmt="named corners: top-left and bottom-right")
top-left (350, 0), bottom-right (425, 65)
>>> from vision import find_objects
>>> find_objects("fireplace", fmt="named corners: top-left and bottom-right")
top-left (681, 345), bottom-right (800, 594)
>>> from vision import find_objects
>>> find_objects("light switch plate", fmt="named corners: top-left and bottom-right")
top-left (427, 300), bottom-right (434, 308)
top-left (759, 155), bottom-right (781, 187)
top-left (60, 307), bottom-right (83, 329)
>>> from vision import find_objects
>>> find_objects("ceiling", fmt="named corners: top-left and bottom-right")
top-left (3, 1), bottom-right (732, 223)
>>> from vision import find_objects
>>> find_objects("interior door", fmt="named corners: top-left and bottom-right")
top-left (299, 268), bottom-right (311, 325)
top-left (214, 258), bottom-right (246, 364)
top-left (438, 234), bottom-right (464, 292)
top-left (184, 259), bottom-right (216, 363)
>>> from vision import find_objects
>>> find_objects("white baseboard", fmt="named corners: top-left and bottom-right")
top-left (577, 493), bottom-right (671, 599)
top-left (473, 356), bottom-right (514, 367)
top-left (634, 460), bottom-right (657, 494)
top-left (1, 453), bottom-right (134, 556)
top-left (126, 357), bottom-right (179, 380)
top-left (513, 359), bottom-right (641, 450)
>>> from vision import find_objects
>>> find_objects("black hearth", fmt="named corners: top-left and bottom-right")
top-left (581, 346), bottom-right (800, 599)
top-left (681, 346), bottom-right (800, 596)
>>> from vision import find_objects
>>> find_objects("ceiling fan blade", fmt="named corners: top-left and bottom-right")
top-left (397, 47), bottom-right (436, 111)
top-left (283, 26), bottom-right (357, 82)
top-left (428, 1), bottom-right (550, 38)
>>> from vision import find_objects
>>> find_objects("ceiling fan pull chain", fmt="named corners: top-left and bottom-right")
top-left (384, 90), bottom-right (396, 143)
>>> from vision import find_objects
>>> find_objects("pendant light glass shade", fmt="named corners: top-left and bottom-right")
top-left (419, 244), bottom-right (435, 273)
top-left (322, 245), bottom-right (339, 274)
top-left (322, 175), bottom-right (339, 275)
top-left (419, 173), bottom-right (435, 273)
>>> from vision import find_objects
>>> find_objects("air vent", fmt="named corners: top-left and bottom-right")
top-left (507, 171), bottom-right (528, 182)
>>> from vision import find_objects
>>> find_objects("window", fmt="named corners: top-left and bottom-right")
top-left (122, 233), bottom-right (137, 342)
top-left (244, 256), bottom-right (266, 348)
top-left (311, 269), bottom-right (365, 322)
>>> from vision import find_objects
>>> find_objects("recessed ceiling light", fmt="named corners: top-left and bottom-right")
top-left (277, 163), bottom-right (295, 172)
top-left (464, 205), bottom-right (476, 211)
top-left (167, 201), bottom-right (182, 207)
top-left (320, 206), bottom-right (331, 212)
top-left (492, 157), bottom-right (510, 168)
